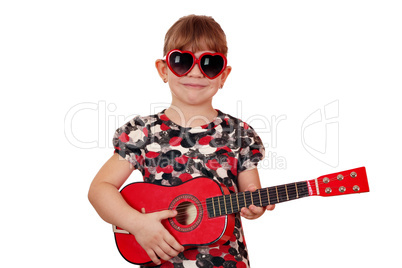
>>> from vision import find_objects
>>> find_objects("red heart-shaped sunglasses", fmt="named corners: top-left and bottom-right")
top-left (166, 49), bottom-right (227, 79)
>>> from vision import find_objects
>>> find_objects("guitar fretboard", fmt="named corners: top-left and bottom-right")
top-left (206, 181), bottom-right (310, 218)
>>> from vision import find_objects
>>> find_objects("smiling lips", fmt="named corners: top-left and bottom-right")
top-left (183, 83), bottom-right (207, 89)
top-left (181, 80), bottom-right (208, 89)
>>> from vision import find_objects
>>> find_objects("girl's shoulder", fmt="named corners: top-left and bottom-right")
top-left (217, 110), bottom-right (253, 131)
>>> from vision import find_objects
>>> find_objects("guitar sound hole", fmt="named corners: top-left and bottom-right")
top-left (175, 201), bottom-right (197, 225)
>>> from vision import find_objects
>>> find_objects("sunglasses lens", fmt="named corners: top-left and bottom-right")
top-left (200, 55), bottom-right (225, 78)
top-left (168, 51), bottom-right (194, 76)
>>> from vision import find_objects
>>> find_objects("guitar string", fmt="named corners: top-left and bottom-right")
top-left (142, 172), bottom-right (362, 219)
top-left (174, 187), bottom-right (315, 220)
top-left (175, 172), bottom-right (364, 220)
top-left (174, 173), bottom-right (355, 220)
top-left (132, 172), bottom-right (362, 221)
top-left (136, 184), bottom-right (305, 217)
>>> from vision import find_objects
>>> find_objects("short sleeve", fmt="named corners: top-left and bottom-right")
top-left (238, 123), bottom-right (265, 173)
top-left (112, 116), bottom-right (147, 170)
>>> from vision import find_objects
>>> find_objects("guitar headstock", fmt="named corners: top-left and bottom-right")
top-left (311, 167), bottom-right (369, 197)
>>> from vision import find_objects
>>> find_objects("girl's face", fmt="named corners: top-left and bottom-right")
top-left (156, 49), bottom-right (231, 108)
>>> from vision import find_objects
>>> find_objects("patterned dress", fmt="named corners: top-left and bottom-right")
top-left (113, 110), bottom-right (265, 268)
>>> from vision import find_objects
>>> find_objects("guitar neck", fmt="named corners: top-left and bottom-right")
top-left (206, 167), bottom-right (369, 218)
top-left (206, 181), bottom-right (311, 218)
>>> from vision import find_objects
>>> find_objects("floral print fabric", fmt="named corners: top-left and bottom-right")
top-left (113, 110), bottom-right (265, 267)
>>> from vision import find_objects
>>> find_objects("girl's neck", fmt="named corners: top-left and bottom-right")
top-left (164, 105), bottom-right (218, 128)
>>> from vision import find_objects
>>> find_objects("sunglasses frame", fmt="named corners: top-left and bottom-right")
top-left (166, 49), bottom-right (227, 79)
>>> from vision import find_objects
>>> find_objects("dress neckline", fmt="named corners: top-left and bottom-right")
top-left (158, 109), bottom-right (224, 131)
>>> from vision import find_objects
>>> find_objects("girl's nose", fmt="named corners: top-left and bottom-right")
top-left (187, 63), bottom-right (204, 78)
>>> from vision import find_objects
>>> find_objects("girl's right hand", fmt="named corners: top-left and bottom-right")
top-left (130, 209), bottom-right (184, 265)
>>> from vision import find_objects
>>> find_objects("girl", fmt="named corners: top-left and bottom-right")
top-left (89, 14), bottom-right (275, 268)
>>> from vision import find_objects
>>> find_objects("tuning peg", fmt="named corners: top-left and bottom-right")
top-left (353, 185), bottom-right (360, 192)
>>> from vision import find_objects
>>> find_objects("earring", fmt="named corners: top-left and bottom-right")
top-left (163, 78), bottom-right (168, 83)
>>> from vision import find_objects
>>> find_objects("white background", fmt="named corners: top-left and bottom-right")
top-left (1, 1), bottom-right (401, 267)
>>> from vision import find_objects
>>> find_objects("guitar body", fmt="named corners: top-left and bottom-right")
top-left (114, 177), bottom-right (235, 266)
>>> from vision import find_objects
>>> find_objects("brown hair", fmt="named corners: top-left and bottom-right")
top-left (163, 15), bottom-right (228, 56)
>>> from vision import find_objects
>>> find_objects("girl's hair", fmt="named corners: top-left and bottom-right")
top-left (163, 15), bottom-right (228, 56)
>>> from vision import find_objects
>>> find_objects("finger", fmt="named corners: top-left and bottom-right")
top-left (159, 239), bottom-right (181, 259)
top-left (157, 209), bottom-right (177, 220)
top-left (154, 245), bottom-right (173, 262)
top-left (248, 205), bottom-right (263, 214)
top-left (241, 206), bottom-right (263, 219)
top-left (240, 207), bottom-right (253, 218)
top-left (145, 248), bottom-right (161, 265)
top-left (266, 204), bottom-right (275, 211)
top-left (164, 233), bottom-right (184, 253)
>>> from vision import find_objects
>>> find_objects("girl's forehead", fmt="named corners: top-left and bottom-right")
top-left (183, 45), bottom-right (215, 54)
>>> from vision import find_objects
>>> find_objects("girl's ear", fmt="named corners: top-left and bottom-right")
top-left (219, 66), bottom-right (232, 88)
top-left (155, 59), bottom-right (168, 83)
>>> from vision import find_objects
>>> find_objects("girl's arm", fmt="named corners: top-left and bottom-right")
top-left (238, 168), bottom-right (275, 219)
top-left (88, 153), bottom-right (184, 265)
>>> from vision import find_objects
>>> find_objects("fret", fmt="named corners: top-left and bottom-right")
top-left (224, 195), bottom-right (227, 215)
top-left (212, 197), bottom-right (218, 217)
top-left (210, 197), bottom-right (214, 217)
top-left (285, 184), bottom-right (289, 201)
top-left (223, 195), bottom-right (230, 214)
top-left (243, 192), bottom-right (247, 207)
top-left (250, 191), bottom-right (254, 205)
top-left (236, 193), bottom-right (240, 212)
top-left (260, 188), bottom-right (269, 207)
top-left (229, 194), bottom-right (233, 214)
top-left (252, 190), bottom-right (260, 206)
top-left (275, 186), bottom-right (279, 203)
top-left (258, 189), bottom-right (262, 206)
top-left (244, 191), bottom-right (252, 208)
top-left (295, 183), bottom-right (299, 198)
top-left (266, 188), bottom-right (270, 205)
top-left (268, 187), bottom-right (277, 205)
top-left (285, 183), bottom-right (297, 201)
top-left (229, 192), bottom-right (240, 214)
top-left (217, 196), bottom-right (222, 216)
top-left (213, 196), bottom-right (217, 216)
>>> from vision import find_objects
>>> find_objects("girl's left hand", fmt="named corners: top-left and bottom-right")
top-left (240, 184), bottom-right (275, 220)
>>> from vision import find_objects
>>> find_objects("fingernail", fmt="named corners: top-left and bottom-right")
top-left (248, 184), bottom-right (257, 191)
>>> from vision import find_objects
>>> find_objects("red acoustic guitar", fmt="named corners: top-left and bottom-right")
top-left (113, 167), bottom-right (369, 266)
